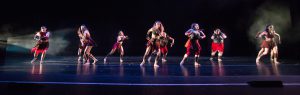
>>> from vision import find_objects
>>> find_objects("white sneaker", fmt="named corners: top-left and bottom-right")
top-left (218, 59), bottom-right (222, 62)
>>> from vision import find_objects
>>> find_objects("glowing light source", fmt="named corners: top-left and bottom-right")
top-left (6, 28), bottom-right (74, 55)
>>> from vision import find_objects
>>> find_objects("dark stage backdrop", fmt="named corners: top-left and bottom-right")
top-left (0, 0), bottom-right (299, 60)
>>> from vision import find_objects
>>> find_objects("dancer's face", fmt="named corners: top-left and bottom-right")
top-left (154, 22), bottom-right (161, 30)
top-left (215, 29), bottom-right (220, 34)
top-left (41, 27), bottom-right (47, 32)
top-left (268, 25), bottom-right (274, 31)
top-left (194, 24), bottom-right (199, 30)
top-left (80, 26), bottom-right (85, 30)
top-left (119, 31), bottom-right (124, 36)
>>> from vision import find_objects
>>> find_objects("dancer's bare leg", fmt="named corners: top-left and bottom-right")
top-left (140, 46), bottom-right (151, 66)
top-left (194, 55), bottom-right (200, 67)
top-left (31, 51), bottom-right (38, 64)
top-left (78, 48), bottom-right (83, 61)
top-left (256, 48), bottom-right (269, 63)
top-left (180, 54), bottom-right (188, 65)
top-left (104, 48), bottom-right (116, 63)
top-left (273, 46), bottom-right (279, 64)
top-left (218, 51), bottom-right (223, 62)
top-left (120, 46), bottom-right (124, 63)
top-left (40, 51), bottom-right (46, 64)
top-left (162, 53), bottom-right (167, 63)
top-left (256, 48), bottom-right (264, 63)
top-left (210, 51), bottom-right (217, 61)
top-left (154, 49), bottom-right (161, 67)
top-left (148, 50), bottom-right (156, 63)
top-left (84, 46), bottom-right (97, 64)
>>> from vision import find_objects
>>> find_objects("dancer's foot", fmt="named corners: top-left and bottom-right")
top-left (83, 59), bottom-right (86, 63)
top-left (85, 59), bottom-right (90, 64)
top-left (120, 59), bottom-right (123, 63)
top-left (147, 57), bottom-right (151, 63)
top-left (209, 57), bottom-right (213, 61)
top-left (274, 59), bottom-right (280, 64)
top-left (154, 61), bottom-right (160, 68)
top-left (256, 57), bottom-right (260, 63)
top-left (180, 60), bottom-right (185, 65)
top-left (162, 58), bottom-right (167, 63)
top-left (92, 59), bottom-right (98, 64)
top-left (78, 57), bottom-right (81, 61)
top-left (218, 58), bottom-right (222, 62)
top-left (194, 62), bottom-right (200, 67)
top-left (140, 60), bottom-right (145, 66)
top-left (104, 57), bottom-right (107, 63)
top-left (31, 58), bottom-right (37, 64)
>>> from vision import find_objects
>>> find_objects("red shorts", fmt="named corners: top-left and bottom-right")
top-left (185, 39), bottom-right (201, 56)
top-left (211, 42), bottom-right (224, 52)
top-left (113, 43), bottom-right (121, 50)
top-left (31, 47), bottom-right (48, 54)
top-left (160, 46), bottom-right (168, 55)
top-left (260, 40), bottom-right (274, 48)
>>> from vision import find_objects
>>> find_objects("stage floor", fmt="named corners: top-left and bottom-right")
top-left (1, 56), bottom-right (300, 95)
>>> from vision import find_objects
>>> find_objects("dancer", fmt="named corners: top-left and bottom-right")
top-left (31, 26), bottom-right (50, 64)
top-left (255, 25), bottom-right (276, 63)
top-left (147, 31), bottom-right (174, 63)
top-left (140, 21), bottom-right (164, 67)
top-left (210, 28), bottom-right (227, 62)
top-left (180, 23), bottom-right (206, 66)
top-left (104, 30), bottom-right (128, 63)
top-left (77, 27), bottom-right (86, 62)
top-left (270, 30), bottom-right (281, 64)
top-left (79, 25), bottom-right (98, 64)
top-left (159, 31), bottom-right (174, 63)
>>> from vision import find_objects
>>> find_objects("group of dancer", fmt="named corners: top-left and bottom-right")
top-left (30, 21), bottom-right (280, 67)
top-left (256, 24), bottom-right (281, 64)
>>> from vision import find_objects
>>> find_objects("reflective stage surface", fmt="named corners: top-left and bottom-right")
top-left (1, 56), bottom-right (300, 95)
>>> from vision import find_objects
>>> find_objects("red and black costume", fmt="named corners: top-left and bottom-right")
top-left (31, 31), bottom-right (50, 54)
top-left (146, 28), bottom-right (161, 52)
top-left (259, 31), bottom-right (275, 49)
top-left (112, 35), bottom-right (127, 52)
top-left (159, 34), bottom-right (173, 55)
top-left (184, 29), bottom-right (202, 56)
top-left (211, 32), bottom-right (226, 52)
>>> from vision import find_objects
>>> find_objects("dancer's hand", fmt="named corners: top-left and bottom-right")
top-left (170, 43), bottom-right (174, 47)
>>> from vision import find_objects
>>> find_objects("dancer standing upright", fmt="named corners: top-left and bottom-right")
top-left (77, 27), bottom-right (86, 62)
top-left (270, 30), bottom-right (281, 64)
top-left (79, 25), bottom-right (98, 64)
top-left (210, 28), bottom-right (227, 62)
top-left (256, 25), bottom-right (276, 63)
top-left (140, 21), bottom-right (164, 67)
top-left (31, 26), bottom-right (50, 64)
top-left (159, 31), bottom-right (174, 63)
top-left (180, 23), bottom-right (206, 66)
